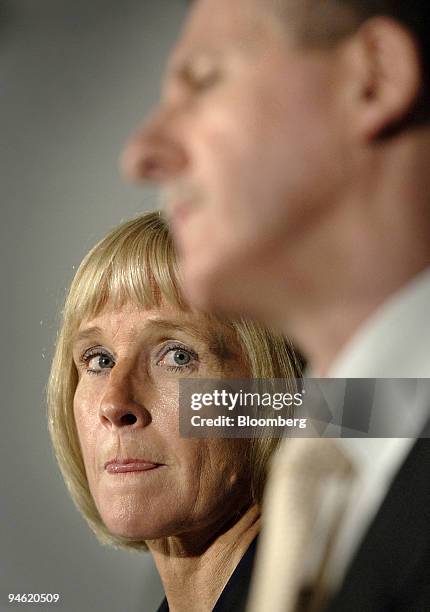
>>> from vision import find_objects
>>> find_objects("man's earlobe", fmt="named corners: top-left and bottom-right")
top-left (347, 17), bottom-right (423, 141)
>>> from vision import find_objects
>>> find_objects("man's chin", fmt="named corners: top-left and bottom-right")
top-left (181, 253), bottom-right (288, 331)
top-left (181, 256), bottom-right (252, 318)
top-left (182, 259), bottom-right (230, 312)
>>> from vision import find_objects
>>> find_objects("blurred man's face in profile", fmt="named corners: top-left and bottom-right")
top-left (124, 0), bottom-right (349, 322)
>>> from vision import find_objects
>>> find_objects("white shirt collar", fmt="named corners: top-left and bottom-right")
top-left (301, 269), bottom-right (430, 587)
top-left (329, 266), bottom-right (430, 378)
top-left (323, 266), bottom-right (430, 496)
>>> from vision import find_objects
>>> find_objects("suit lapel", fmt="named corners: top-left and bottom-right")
top-left (327, 437), bottom-right (430, 611)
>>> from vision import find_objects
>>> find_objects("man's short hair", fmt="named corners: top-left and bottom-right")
top-left (324, 2), bottom-right (430, 68)
top-left (272, 0), bottom-right (430, 119)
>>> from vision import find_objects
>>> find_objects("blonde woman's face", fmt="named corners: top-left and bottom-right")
top-left (72, 302), bottom-right (250, 541)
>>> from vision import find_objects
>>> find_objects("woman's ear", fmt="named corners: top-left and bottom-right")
top-left (341, 17), bottom-right (423, 141)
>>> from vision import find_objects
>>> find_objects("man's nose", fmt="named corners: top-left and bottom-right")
top-left (98, 367), bottom-right (151, 430)
top-left (121, 107), bottom-right (188, 182)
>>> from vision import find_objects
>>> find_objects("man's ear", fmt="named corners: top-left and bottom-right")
top-left (341, 17), bottom-right (423, 141)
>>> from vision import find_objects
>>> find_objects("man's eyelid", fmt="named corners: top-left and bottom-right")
top-left (171, 53), bottom-right (220, 87)
top-left (164, 55), bottom-right (189, 92)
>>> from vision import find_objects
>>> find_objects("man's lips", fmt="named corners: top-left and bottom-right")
top-left (161, 187), bottom-right (200, 225)
top-left (169, 200), bottom-right (195, 226)
top-left (104, 459), bottom-right (163, 474)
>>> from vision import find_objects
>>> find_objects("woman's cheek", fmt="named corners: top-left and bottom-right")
top-left (73, 385), bottom-right (100, 480)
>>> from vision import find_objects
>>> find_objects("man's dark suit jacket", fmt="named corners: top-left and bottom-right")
top-left (327, 437), bottom-right (430, 612)
top-left (156, 536), bottom-right (257, 612)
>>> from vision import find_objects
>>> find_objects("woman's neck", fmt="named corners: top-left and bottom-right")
top-left (147, 503), bottom-right (261, 612)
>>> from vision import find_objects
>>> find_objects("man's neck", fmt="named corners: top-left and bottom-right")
top-left (278, 135), bottom-right (430, 374)
top-left (147, 504), bottom-right (260, 612)
top-left (288, 250), bottom-right (430, 376)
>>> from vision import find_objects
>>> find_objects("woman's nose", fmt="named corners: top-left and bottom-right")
top-left (121, 107), bottom-right (188, 183)
top-left (98, 368), bottom-right (151, 430)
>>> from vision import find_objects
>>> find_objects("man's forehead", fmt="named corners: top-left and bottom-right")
top-left (169, 0), bottom-right (282, 67)
top-left (176, 0), bottom-right (359, 57)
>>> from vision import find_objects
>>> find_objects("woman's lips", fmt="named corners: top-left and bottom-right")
top-left (105, 459), bottom-right (162, 474)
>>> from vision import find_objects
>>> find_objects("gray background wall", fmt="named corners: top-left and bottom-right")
top-left (1, 1), bottom-right (187, 610)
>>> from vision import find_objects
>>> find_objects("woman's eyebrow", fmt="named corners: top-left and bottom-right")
top-left (147, 319), bottom-right (213, 344)
top-left (71, 319), bottom-right (236, 359)
top-left (150, 319), bottom-right (237, 361)
top-left (72, 326), bottom-right (103, 346)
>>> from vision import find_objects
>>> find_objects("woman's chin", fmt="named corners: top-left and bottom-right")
top-left (103, 516), bottom-right (172, 541)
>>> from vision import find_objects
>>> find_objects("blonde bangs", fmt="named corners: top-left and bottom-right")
top-left (65, 213), bottom-right (186, 332)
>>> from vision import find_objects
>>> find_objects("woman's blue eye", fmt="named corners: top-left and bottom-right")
top-left (157, 344), bottom-right (198, 371)
top-left (173, 349), bottom-right (191, 366)
top-left (83, 350), bottom-right (115, 373)
top-left (88, 355), bottom-right (114, 370)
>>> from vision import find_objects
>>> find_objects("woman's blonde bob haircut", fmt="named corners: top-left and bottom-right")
top-left (48, 212), bottom-right (301, 551)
